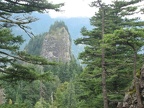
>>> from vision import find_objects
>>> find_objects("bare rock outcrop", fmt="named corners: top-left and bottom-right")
top-left (117, 65), bottom-right (144, 108)
top-left (41, 26), bottom-right (71, 63)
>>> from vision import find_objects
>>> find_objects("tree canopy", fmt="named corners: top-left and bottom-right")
top-left (0, 0), bottom-right (63, 82)
top-left (0, 0), bottom-right (63, 37)
top-left (75, 0), bottom-right (144, 107)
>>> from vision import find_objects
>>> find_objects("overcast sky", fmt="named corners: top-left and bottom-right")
top-left (48, 0), bottom-right (144, 19)
top-left (48, 0), bottom-right (109, 18)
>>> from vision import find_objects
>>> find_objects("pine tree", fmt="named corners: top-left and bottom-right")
top-left (105, 0), bottom-right (144, 107)
top-left (105, 28), bottom-right (144, 108)
top-left (75, 0), bottom-right (144, 107)
top-left (0, 0), bottom-right (63, 36)
top-left (0, 0), bottom-right (62, 81)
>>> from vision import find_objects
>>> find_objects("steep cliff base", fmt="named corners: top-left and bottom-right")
top-left (117, 65), bottom-right (144, 108)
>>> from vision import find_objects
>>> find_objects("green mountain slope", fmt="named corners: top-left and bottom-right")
top-left (12, 13), bottom-right (93, 58)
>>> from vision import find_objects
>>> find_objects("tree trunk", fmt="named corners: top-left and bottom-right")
top-left (101, 11), bottom-right (109, 108)
top-left (133, 51), bottom-right (143, 108)
top-left (98, 0), bottom-right (109, 107)
top-left (102, 49), bottom-right (108, 108)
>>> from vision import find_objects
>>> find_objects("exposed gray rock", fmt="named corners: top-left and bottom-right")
top-left (117, 102), bottom-right (123, 108)
top-left (41, 27), bottom-right (71, 62)
top-left (117, 65), bottom-right (144, 108)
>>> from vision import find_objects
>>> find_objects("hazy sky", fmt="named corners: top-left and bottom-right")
top-left (48, 0), bottom-right (109, 18)
top-left (48, 0), bottom-right (144, 19)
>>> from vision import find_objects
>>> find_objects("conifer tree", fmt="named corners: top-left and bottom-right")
top-left (75, 0), bottom-right (144, 107)
top-left (0, 0), bottom-right (63, 36)
top-left (105, 28), bottom-right (144, 108)
top-left (90, 0), bottom-right (109, 107)
top-left (0, 0), bottom-right (63, 81)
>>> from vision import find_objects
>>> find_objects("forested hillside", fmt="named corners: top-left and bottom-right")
top-left (74, 0), bottom-right (144, 108)
top-left (25, 33), bottom-right (47, 56)
top-left (41, 21), bottom-right (72, 62)
top-left (0, 0), bottom-right (144, 108)
top-left (0, 21), bottom-right (83, 108)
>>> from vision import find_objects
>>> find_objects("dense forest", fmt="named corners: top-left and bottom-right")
top-left (0, 0), bottom-right (144, 108)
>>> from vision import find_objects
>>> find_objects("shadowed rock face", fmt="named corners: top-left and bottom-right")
top-left (117, 65), bottom-right (144, 108)
top-left (41, 27), bottom-right (71, 62)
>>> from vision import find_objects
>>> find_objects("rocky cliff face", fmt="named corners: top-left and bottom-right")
top-left (117, 65), bottom-right (144, 108)
top-left (41, 25), bottom-right (71, 62)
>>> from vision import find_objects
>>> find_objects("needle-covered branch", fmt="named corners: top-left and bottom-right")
top-left (0, 0), bottom-right (64, 13)
top-left (0, 0), bottom-right (64, 37)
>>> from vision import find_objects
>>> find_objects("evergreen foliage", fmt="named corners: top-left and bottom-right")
top-left (75, 0), bottom-right (144, 107)
top-left (49, 21), bottom-right (69, 35)
top-left (0, 0), bottom-right (63, 37)
top-left (0, 0), bottom-right (63, 13)
top-left (0, 0), bottom-right (63, 81)
top-left (1, 0), bottom-right (144, 107)
top-left (1, 24), bottom-right (83, 107)
top-left (44, 58), bottom-right (82, 83)
top-left (2, 59), bottom-right (82, 107)
top-left (25, 33), bottom-right (47, 56)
